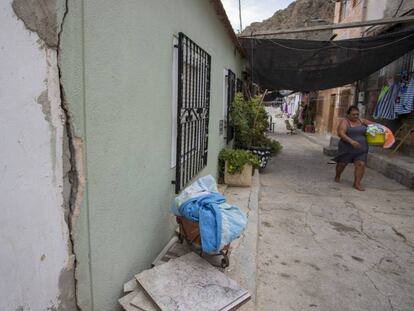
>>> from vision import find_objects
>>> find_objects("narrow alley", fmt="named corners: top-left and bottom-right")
top-left (256, 130), bottom-right (414, 311)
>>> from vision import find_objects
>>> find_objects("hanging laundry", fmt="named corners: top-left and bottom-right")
top-left (374, 83), bottom-right (399, 120)
top-left (283, 102), bottom-right (288, 113)
top-left (396, 78), bottom-right (414, 115)
top-left (287, 102), bottom-right (293, 116)
top-left (378, 84), bottom-right (390, 101)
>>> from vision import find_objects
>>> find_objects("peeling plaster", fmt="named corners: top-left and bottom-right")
top-left (37, 90), bottom-right (52, 123)
top-left (36, 79), bottom-right (58, 182)
top-left (57, 265), bottom-right (78, 310)
top-left (11, 0), bottom-right (81, 309)
top-left (12, 0), bottom-right (60, 48)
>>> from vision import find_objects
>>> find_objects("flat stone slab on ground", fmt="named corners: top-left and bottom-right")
top-left (118, 291), bottom-right (142, 311)
top-left (129, 285), bottom-right (158, 311)
top-left (136, 252), bottom-right (250, 311)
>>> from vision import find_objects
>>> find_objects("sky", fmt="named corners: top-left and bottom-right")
top-left (222, 0), bottom-right (295, 33)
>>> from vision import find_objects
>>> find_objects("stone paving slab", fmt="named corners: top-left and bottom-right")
top-left (224, 170), bottom-right (261, 311)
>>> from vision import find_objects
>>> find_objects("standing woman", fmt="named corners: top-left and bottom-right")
top-left (333, 105), bottom-right (373, 191)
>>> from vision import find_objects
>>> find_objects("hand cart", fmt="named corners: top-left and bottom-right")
top-left (176, 216), bottom-right (230, 268)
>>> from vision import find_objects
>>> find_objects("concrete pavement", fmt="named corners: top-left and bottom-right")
top-left (256, 130), bottom-right (414, 311)
top-left (225, 171), bottom-right (260, 310)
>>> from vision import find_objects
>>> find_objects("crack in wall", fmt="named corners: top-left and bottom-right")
top-left (12, 0), bottom-right (82, 309)
top-left (57, 0), bottom-right (84, 310)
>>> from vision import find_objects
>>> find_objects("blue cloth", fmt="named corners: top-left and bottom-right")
top-left (179, 193), bottom-right (225, 253)
top-left (220, 203), bottom-right (247, 249)
top-left (172, 175), bottom-right (247, 253)
top-left (396, 79), bottom-right (414, 115)
top-left (374, 83), bottom-right (399, 120)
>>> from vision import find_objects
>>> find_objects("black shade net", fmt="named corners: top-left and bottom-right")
top-left (240, 28), bottom-right (414, 92)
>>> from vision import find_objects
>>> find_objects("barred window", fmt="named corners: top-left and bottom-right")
top-left (338, 89), bottom-right (351, 117)
top-left (226, 70), bottom-right (236, 143)
top-left (174, 33), bottom-right (211, 193)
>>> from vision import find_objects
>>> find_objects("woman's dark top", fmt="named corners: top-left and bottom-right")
top-left (333, 119), bottom-right (368, 163)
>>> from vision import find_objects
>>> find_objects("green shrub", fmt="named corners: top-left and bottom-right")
top-left (219, 149), bottom-right (260, 175)
top-left (232, 93), bottom-right (269, 148)
top-left (265, 137), bottom-right (283, 156)
top-left (292, 112), bottom-right (299, 125)
top-left (231, 93), bottom-right (282, 156)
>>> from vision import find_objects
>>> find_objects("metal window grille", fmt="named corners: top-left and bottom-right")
top-left (175, 32), bottom-right (211, 193)
top-left (236, 78), bottom-right (243, 93)
top-left (338, 89), bottom-right (351, 117)
top-left (226, 70), bottom-right (236, 143)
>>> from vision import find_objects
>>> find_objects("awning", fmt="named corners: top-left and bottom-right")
top-left (240, 28), bottom-right (414, 91)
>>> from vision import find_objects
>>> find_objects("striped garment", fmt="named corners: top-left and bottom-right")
top-left (374, 83), bottom-right (399, 120)
top-left (378, 85), bottom-right (390, 101)
top-left (395, 78), bottom-right (414, 115)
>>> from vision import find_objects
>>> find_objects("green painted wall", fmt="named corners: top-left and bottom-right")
top-left (60, 1), bottom-right (245, 310)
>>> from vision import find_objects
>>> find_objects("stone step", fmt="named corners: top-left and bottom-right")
top-left (329, 136), bottom-right (340, 147)
top-left (323, 146), bottom-right (338, 157)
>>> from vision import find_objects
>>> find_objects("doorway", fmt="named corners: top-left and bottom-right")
top-left (328, 94), bottom-right (336, 133)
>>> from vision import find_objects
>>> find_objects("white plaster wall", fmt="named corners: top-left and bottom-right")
top-left (366, 0), bottom-right (388, 20)
top-left (0, 1), bottom-right (71, 310)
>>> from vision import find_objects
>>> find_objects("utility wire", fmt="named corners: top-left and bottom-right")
top-left (329, 32), bottom-right (414, 51)
top-left (394, 0), bottom-right (405, 17)
top-left (253, 32), bottom-right (414, 52)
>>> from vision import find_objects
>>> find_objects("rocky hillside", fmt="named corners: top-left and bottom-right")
top-left (241, 0), bottom-right (335, 40)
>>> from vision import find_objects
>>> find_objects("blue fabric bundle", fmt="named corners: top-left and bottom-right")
top-left (179, 193), bottom-right (225, 253)
top-left (172, 175), bottom-right (247, 253)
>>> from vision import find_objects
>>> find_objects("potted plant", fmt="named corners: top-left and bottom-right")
top-left (292, 111), bottom-right (302, 129)
top-left (231, 93), bottom-right (282, 169)
top-left (303, 104), bottom-right (315, 133)
top-left (219, 149), bottom-right (260, 187)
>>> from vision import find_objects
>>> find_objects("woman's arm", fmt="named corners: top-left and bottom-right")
top-left (362, 118), bottom-right (374, 125)
top-left (337, 120), bottom-right (362, 149)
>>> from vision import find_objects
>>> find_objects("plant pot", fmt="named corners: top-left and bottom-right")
top-left (249, 146), bottom-right (271, 169)
top-left (304, 125), bottom-right (315, 133)
top-left (224, 162), bottom-right (252, 187)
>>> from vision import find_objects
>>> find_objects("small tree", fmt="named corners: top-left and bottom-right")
top-left (231, 93), bottom-right (282, 156)
top-left (232, 93), bottom-right (269, 148)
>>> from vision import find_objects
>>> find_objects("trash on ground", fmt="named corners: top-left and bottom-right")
top-left (119, 176), bottom-right (251, 311)
top-left (171, 175), bottom-right (247, 253)
top-left (136, 252), bottom-right (250, 311)
top-left (119, 243), bottom-right (250, 311)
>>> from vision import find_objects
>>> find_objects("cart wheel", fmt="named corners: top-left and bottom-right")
top-left (221, 256), bottom-right (230, 268)
top-left (178, 233), bottom-right (184, 244)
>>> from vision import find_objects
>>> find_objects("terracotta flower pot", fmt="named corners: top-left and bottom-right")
top-left (304, 125), bottom-right (315, 133)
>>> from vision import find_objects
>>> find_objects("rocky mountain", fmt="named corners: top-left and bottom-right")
top-left (241, 0), bottom-right (335, 40)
